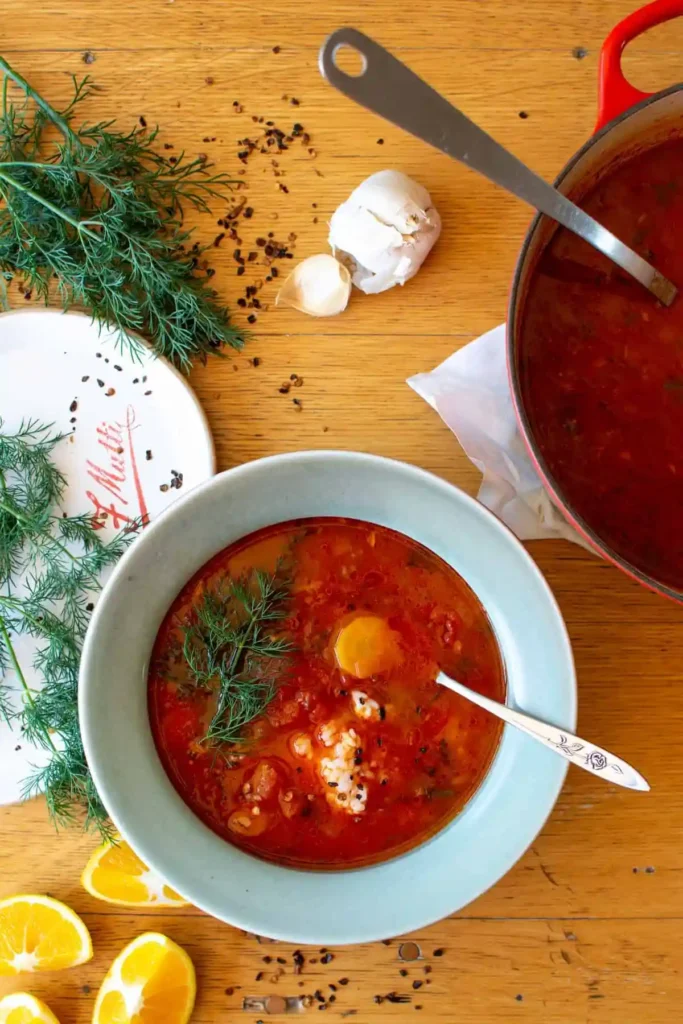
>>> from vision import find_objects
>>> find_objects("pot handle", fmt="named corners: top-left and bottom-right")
top-left (596, 0), bottom-right (683, 132)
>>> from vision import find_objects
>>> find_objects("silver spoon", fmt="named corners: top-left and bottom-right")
top-left (319, 28), bottom-right (677, 307)
top-left (436, 670), bottom-right (649, 791)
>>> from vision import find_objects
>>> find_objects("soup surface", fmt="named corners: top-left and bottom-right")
top-left (148, 518), bottom-right (504, 869)
top-left (519, 138), bottom-right (683, 591)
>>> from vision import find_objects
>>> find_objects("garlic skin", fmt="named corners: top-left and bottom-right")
top-left (328, 170), bottom-right (441, 295)
top-left (275, 253), bottom-right (351, 317)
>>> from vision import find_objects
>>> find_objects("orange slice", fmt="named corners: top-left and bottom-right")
top-left (81, 838), bottom-right (188, 908)
top-left (0, 895), bottom-right (92, 975)
top-left (92, 932), bottom-right (196, 1024)
top-left (0, 992), bottom-right (61, 1024)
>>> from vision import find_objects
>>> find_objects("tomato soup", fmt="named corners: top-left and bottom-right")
top-left (148, 518), bottom-right (504, 869)
top-left (519, 138), bottom-right (683, 591)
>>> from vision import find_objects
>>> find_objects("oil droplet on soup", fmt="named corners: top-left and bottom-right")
top-left (148, 518), bottom-right (505, 869)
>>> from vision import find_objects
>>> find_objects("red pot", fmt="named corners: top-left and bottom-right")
top-left (508, 0), bottom-right (683, 603)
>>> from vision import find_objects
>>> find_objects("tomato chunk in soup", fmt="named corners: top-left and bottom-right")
top-left (148, 518), bottom-right (505, 869)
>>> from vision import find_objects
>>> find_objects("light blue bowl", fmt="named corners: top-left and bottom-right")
top-left (80, 451), bottom-right (575, 943)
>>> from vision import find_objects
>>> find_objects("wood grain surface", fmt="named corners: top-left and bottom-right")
top-left (1, 2), bottom-right (682, 1021)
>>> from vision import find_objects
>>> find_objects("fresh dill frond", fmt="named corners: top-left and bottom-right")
top-left (0, 57), bottom-right (245, 371)
top-left (182, 569), bottom-right (294, 747)
top-left (0, 418), bottom-right (132, 837)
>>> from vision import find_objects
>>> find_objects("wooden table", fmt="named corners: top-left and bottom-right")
top-left (2, 2), bottom-right (683, 1021)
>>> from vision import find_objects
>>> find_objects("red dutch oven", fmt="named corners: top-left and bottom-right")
top-left (508, 0), bottom-right (683, 603)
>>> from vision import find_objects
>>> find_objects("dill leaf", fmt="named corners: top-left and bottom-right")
top-left (182, 569), bottom-right (293, 747)
top-left (0, 418), bottom-right (132, 837)
top-left (0, 56), bottom-right (245, 371)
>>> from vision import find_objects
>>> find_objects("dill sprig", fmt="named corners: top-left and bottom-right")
top-left (0, 57), bottom-right (245, 371)
top-left (182, 570), bottom-right (293, 746)
top-left (0, 418), bottom-right (133, 838)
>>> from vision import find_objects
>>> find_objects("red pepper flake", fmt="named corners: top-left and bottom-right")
top-left (69, 399), bottom-right (78, 413)
top-left (377, 137), bottom-right (384, 145)
top-left (139, 115), bottom-right (147, 128)
top-left (291, 97), bottom-right (301, 105)
top-left (206, 76), bottom-right (214, 85)
top-left (247, 314), bottom-right (257, 324)
top-left (272, 45), bottom-right (281, 53)
top-left (145, 450), bottom-right (153, 461)
top-left (433, 948), bottom-right (445, 957)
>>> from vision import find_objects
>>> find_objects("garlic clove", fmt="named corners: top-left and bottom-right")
top-left (275, 253), bottom-right (352, 317)
top-left (328, 169), bottom-right (441, 295)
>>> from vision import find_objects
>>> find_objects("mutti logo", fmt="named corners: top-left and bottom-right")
top-left (85, 406), bottom-right (150, 531)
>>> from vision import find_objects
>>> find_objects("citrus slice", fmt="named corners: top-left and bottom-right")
top-left (93, 932), bottom-right (196, 1024)
top-left (0, 895), bottom-right (92, 975)
top-left (0, 992), bottom-right (61, 1024)
top-left (81, 838), bottom-right (188, 908)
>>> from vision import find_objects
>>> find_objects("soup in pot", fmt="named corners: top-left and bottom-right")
top-left (519, 138), bottom-right (683, 592)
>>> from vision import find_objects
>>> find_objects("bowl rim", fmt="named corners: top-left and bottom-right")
top-left (80, 449), bottom-right (576, 943)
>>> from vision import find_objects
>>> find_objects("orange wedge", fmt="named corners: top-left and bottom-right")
top-left (92, 932), bottom-right (196, 1024)
top-left (0, 895), bottom-right (92, 975)
top-left (81, 838), bottom-right (188, 908)
top-left (0, 992), bottom-right (61, 1024)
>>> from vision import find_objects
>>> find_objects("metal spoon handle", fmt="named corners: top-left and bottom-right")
top-left (319, 27), bottom-right (676, 306)
top-left (436, 672), bottom-right (649, 792)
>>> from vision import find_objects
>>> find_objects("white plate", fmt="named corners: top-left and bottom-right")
top-left (80, 451), bottom-right (576, 944)
top-left (0, 309), bottom-right (215, 805)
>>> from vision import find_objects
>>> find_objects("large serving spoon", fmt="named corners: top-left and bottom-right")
top-left (334, 617), bottom-right (649, 792)
top-left (319, 27), bottom-right (677, 307)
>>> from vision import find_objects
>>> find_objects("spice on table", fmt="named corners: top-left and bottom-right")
top-left (399, 941), bottom-right (422, 961)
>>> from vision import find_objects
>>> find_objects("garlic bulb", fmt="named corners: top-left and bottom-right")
top-left (275, 253), bottom-right (351, 317)
top-left (328, 170), bottom-right (441, 295)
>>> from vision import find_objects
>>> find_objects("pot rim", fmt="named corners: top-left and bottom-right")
top-left (507, 82), bottom-right (683, 604)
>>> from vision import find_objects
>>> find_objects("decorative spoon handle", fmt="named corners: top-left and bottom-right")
top-left (436, 671), bottom-right (649, 792)
top-left (319, 27), bottom-right (676, 307)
